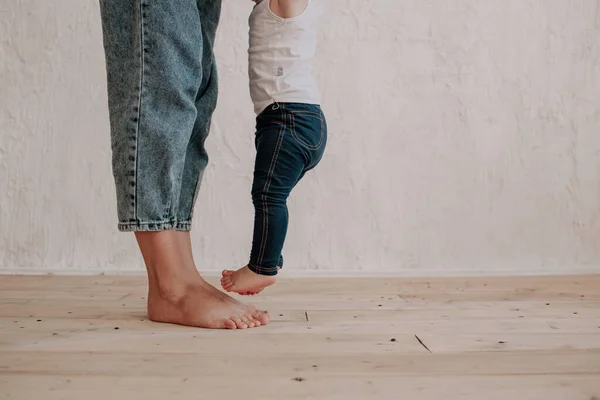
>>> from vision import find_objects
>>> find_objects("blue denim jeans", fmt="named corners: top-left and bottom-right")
top-left (249, 103), bottom-right (327, 276)
top-left (99, 0), bottom-right (221, 231)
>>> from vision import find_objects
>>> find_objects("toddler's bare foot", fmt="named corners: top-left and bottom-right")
top-left (221, 265), bottom-right (277, 295)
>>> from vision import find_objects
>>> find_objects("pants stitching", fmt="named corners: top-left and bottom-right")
top-left (289, 111), bottom-right (323, 121)
top-left (290, 112), bottom-right (325, 150)
top-left (257, 118), bottom-right (285, 268)
top-left (256, 112), bottom-right (286, 270)
top-left (133, 0), bottom-right (148, 220)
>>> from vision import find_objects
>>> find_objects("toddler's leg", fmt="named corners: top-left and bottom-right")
top-left (222, 104), bottom-right (327, 295)
top-left (222, 106), bottom-right (309, 295)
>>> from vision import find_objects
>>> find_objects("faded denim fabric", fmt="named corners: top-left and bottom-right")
top-left (99, 0), bottom-right (221, 231)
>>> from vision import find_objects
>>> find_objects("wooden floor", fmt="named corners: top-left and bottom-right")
top-left (1, 275), bottom-right (599, 400)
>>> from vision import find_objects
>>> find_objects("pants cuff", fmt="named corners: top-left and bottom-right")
top-left (118, 220), bottom-right (192, 232)
top-left (248, 262), bottom-right (279, 276)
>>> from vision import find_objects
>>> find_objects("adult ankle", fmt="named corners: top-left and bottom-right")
top-left (151, 271), bottom-right (200, 304)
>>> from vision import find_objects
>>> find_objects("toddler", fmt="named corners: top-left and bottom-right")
top-left (221, 0), bottom-right (326, 295)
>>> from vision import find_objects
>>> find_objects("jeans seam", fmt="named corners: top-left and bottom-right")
top-left (290, 112), bottom-right (324, 150)
top-left (304, 115), bottom-right (326, 171)
top-left (290, 110), bottom-right (323, 120)
top-left (256, 112), bottom-right (286, 271)
top-left (133, 1), bottom-right (148, 221)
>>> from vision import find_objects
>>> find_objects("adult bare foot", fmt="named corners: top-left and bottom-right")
top-left (197, 279), bottom-right (269, 324)
top-left (147, 281), bottom-right (268, 329)
top-left (221, 266), bottom-right (277, 295)
top-left (135, 231), bottom-right (268, 329)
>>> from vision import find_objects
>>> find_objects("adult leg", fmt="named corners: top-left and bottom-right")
top-left (99, 0), bottom-right (267, 328)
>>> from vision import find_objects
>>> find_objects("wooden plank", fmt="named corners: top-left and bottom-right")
top-left (0, 331), bottom-right (423, 354)
top-left (2, 350), bottom-right (599, 376)
top-left (1, 275), bottom-right (599, 298)
top-left (3, 300), bottom-right (600, 329)
top-left (2, 327), bottom-right (598, 354)
top-left (1, 296), bottom-right (599, 316)
top-left (2, 295), bottom-right (598, 312)
top-left (2, 314), bottom-right (599, 336)
top-left (1, 374), bottom-right (599, 400)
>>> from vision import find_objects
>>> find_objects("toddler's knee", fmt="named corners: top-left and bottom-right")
top-left (252, 189), bottom-right (287, 206)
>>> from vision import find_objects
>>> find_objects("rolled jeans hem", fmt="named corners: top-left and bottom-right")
top-left (118, 220), bottom-right (192, 232)
top-left (248, 262), bottom-right (279, 277)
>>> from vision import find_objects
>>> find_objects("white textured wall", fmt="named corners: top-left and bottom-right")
top-left (1, 0), bottom-right (600, 275)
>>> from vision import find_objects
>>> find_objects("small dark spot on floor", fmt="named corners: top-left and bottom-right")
top-left (580, 295), bottom-right (585, 298)
top-left (37, 319), bottom-right (42, 322)
top-left (279, 314), bottom-right (283, 317)
top-left (52, 333), bottom-right (57, 336)
top-left (20, 327), bottom-right (24, 329)
top-left (114, 327), bottom-right (120, 330)
top-left (292, 377), bottom-right (305, 382)
top-left (378, 304), bottom-right (382, 307)
top-left (519, 316), bottom-right (524, 318)
top-left (353, 316), bottom-right (358, 318)
top-left (390, 338), bottom-right (396, 342)
top-left (68, 312), bottom-right (72, 314)
top-left (546, 303), bottom-right (550, 305)
top-left (573, 312), bottom-right (578, 315)
top-left (312, 365), bottom-right (317, 368)
top-left (498, 341), bottom-right (506, 344)
top-left (182, 378), bottom-right (188, 382)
